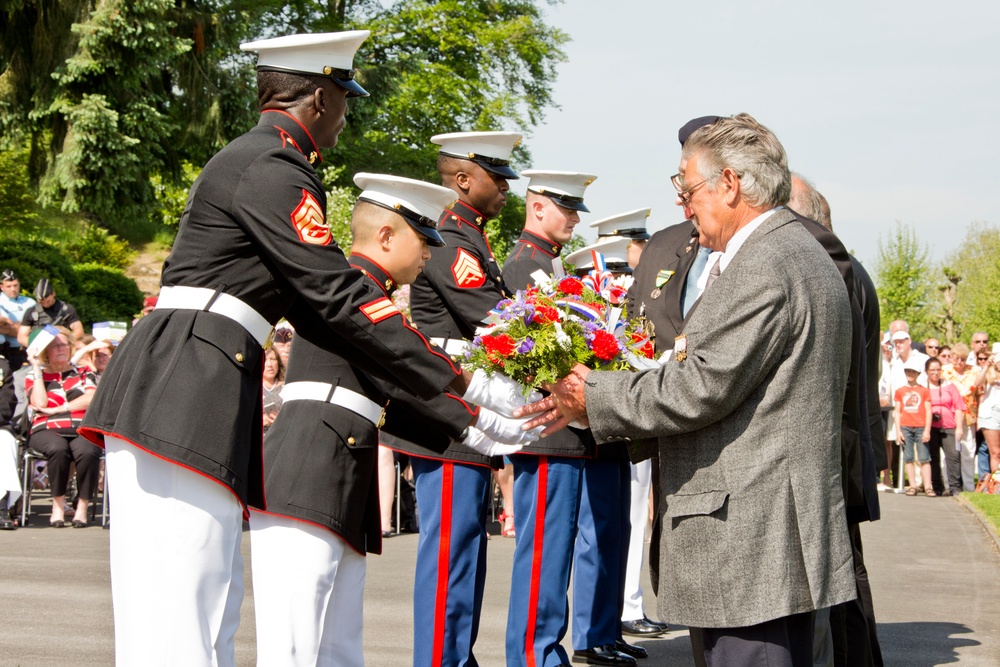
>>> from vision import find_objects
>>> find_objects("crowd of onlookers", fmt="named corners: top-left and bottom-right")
top-left (880, 321), bottom-right (1000, 496)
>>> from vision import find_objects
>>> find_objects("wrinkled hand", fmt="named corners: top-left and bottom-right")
top-left (461, 427), bottom-right (525, 457)
top-left (463, 369), bottom-right (542, 418)
top-left (513, 364), bottom-right (591, 437)
top-left (476, 408), bottom-right (543, 446)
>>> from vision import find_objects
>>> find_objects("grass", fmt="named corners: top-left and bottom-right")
top-left (959, 491), bottom-right (1000, 535)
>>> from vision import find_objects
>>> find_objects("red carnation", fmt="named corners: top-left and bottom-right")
top-left (534, 305), bottom-right (561, 324)
top-left (483, 333), bottom-right (516, 358)
top-left (558, 277), bottom-right (584, 296)
top-left (591, 330), bottom-right (620, 361)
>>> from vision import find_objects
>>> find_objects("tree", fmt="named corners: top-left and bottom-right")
top-left (874, 221), bottom-right (933, 339)
top-left (940, 222), bottom-right (1000, 342)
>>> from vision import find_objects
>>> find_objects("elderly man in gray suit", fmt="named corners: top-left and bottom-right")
top-left (517, 113), bottom-right (856, 667)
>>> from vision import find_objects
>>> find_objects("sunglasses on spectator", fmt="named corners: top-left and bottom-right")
top-left (926, 345), bottom-right (939, 349)
top-left (978, 356), bottom-right (989, 361)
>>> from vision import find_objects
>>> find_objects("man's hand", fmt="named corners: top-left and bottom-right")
top-left (460, 427), bottom-right (525, 457)
top-left (475, 408), bottom-right (542, 446)
top-left (463, 369), bottom-right (542, 418)
top-left (513, 364), bottom-right (591, 437)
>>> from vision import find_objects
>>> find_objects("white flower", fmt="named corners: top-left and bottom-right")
top-left (554, 322), bottom-right (572, 349)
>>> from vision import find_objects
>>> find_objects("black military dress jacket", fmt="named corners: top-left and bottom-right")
top-left (402, 200), bottom-right (511, 469)
top-left (502, 230), bottom-right (593, 458)
top-left (257, 255), bottom-right (476, 554)
top-left (80, 111), bottom-right (460, 513)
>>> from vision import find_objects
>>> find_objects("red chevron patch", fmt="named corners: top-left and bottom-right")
top-left (361, 297), bottom-right (399, 323)
top-left (452, 248), bottom-right (485, 288)
top-left (290, 190), bottom-right (331, 246)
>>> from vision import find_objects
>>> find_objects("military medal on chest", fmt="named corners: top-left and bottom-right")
top-left (651, 269), bottom-right (675, 299)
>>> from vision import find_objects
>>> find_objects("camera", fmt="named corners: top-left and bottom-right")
top-left (932, 412), bottom-right (941, 421)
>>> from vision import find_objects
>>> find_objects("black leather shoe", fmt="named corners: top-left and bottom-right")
top-left (0, 507), bottom-right (14, 530)
top-left (621, 618), bottom-right (664, 637)
top-left (614, 640), bottom-right (647, 659)
top-left (644, 616), bottom-right (668, 632)
top-left (571, 644), bottom-right (637, 666)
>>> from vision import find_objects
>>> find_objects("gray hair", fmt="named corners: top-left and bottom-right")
top-left (682, 113), bottom-right (791, 209)
top-left (789, 173), bottom-right (832, 230)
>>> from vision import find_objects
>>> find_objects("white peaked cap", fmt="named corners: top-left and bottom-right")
top-left (565, 236), bottom-right (633, 271)
top-left (523, 170), bottom-right (598, 212)
top-left (354, 173), bottom-right (457, 247)
top-left (589, 208), bottom-right (651, 240)
top-left (431, 131), bottom-right (523, 179)
top-left (240, 31), bottom-right (371, 96)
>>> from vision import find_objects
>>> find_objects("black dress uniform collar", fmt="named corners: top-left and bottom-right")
top-left (350, 253), bottom-right (398, 297)
top-left (259, 109), bottom-right (323, 165)
top-left (446, 200), bottom-right (489, 233)
top-left (515, 229), bottom-right (562, 257)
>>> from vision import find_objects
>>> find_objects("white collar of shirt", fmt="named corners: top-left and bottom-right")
top-left (695, 208), bottom-right (778, 292)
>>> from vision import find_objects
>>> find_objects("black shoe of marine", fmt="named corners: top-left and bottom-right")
top-left (571, 644), bottom-right (637, 666)
top-left (621, 618), bottom-right (664, 637)
top-left (614, 639), bottom-right (648, 659)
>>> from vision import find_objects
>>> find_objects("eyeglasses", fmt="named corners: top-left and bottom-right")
top-left (670, 173), bottom-right (707, 205)
top-left (926, 345), bottom-right (939, 349)
top-left (974, 339), bottom-right (989, 344)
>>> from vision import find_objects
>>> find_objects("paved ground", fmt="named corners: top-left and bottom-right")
top-left (1, 491), bottom-right (998, 666)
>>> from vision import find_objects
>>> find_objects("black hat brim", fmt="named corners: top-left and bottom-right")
top-left (473, 159), bottom-right (519, 180)
top-left (335, 77), bottom-right (369, 98)
top-left (550, 196), bottom-right (589, 213)
top-left (407, 220), bottom-right (446, 247)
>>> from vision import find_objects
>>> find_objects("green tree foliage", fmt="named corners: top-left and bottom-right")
top-left (940, 222), bottom-right (1000, 342)
top-left (874, 221), bottom-right (934, 339)
top-left (45, 0), bottom-right (192, 238)
top-left (0, 147), bottom-right (39, 233)
top-left (65, 224), bottom-right (134, 270)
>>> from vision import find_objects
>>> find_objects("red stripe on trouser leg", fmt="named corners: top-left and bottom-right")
top-left (432, 463), bottom-right (455, 666)
top-left (525, 456), bottom-right (548, 667)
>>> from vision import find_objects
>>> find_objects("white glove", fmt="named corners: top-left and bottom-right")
top-left (463, 369), bottom-right (543, 418)
top-left (476, 408), bottom-right (544, 446)
top-left (461, 427), bottom-right (526, 457)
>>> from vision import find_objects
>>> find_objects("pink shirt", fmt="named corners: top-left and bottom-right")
top-left (929, 382), bottom-right (964, 429)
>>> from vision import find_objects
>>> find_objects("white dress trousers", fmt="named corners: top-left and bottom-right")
top-left (621, 459), bottom-right (652, 622)
top-left (249, 509), bottom-right (366, 667)
top-left (104, 436), bottom-right (245, 667)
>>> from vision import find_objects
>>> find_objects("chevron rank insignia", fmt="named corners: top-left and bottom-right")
top-left (360, 297), bottom-right (399, 324)
top-left (452, 248), bottom-right (485, 288)
top-left (290, 190), bottom-right (331, 245)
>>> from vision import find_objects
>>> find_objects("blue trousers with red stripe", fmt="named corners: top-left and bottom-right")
top-left (411, 458), bottom-right (492, 667)
top-left (572, 458), bottom-right (632, 649)
top-left (505, 455), bottom-right (585, 667)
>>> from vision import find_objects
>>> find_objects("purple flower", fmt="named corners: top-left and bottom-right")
top-left (517, 338), bottom-right (535, 354)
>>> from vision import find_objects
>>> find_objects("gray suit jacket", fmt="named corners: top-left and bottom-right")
top-left (586, 209), bottom-right (856, 628)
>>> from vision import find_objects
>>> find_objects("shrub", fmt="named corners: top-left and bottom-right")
top-left (0, 239), bottom-right (80, 297)
top-left (71, 263), bottom-right (144, 329)
top-left (65, 224), bottom-right (135, 270)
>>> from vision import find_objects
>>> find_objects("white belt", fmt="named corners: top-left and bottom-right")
top-left (430, 337), bottom-right (469, 357)
top-left (156, 286), bottom-right (272, 347)
top-left (281, 382), bottom-right (386, 427)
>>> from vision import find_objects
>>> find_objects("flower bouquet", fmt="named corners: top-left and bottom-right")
top-left (462, 261), bottom-right (656, 395)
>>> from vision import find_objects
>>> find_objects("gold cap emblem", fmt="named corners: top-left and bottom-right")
top-left (323, 66), bottom-right (333, 75)
top-left (584, 177), bottom-right (596, 186)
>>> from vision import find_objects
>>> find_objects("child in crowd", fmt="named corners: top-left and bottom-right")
top-left (895, 356), bottom-right (933, 496)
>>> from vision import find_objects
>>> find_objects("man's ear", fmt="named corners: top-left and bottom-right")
top-left (720, 167), bottom-right (740, 206)
top-left (454, 170), bottom-right (472, 195)
top-left (312, 84), bottom-right (326, 116)
top-left (377, 224), bottom-right (394, 250)
top-left (530, 199), bottom-right (546, 220)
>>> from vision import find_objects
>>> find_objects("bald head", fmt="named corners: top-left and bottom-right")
top-left (788, 173), bottom-right (832, 230)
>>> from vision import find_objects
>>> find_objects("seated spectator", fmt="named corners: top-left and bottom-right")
top-left (25, 326), bottom-right (101, 527)
top-left (71, 335), bottom-right (114, 380)
top-left (0, 269), bottom-right (35, 369)
top-left (943, 343), bottom-right (980, 491)
top-left (16, 278), bottom-right (84, 347)
top-left (926, 357), bottom-right (965, 495)
top-left (974, 348), bottom-right (1000, 474)
top-left (262, 347), bottom-right (284, 433)
top-left (0, 356), bottom-right (18, 529)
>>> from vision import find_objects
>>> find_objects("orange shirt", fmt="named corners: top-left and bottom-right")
top-left (895, 384), bottom-right (931, 428)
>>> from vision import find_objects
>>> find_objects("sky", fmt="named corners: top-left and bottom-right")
top-left (507, 0), bottom-right (1000, 268)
